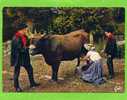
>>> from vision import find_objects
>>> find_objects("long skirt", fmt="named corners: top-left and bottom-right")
top-left (77, 60), bottom-right (105, 85)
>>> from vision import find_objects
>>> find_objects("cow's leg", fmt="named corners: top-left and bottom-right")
top-left (77, 57), bottom-right (80, 66)
top-left (51, 63), bottom-right (60, 81)
top-left (74, 57), bottom-right (80, 75)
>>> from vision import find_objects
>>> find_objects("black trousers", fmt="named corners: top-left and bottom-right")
top-left (107, 56), bottom-right (115, 77)
top-left (14, 64), bottom-right (35, 88)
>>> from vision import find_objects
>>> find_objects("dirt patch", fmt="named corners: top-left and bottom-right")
top-left (3, 55), bottom-right (125, 92)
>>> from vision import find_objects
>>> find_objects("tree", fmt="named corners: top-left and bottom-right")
top-left (3, 7), bottom-right (124, 42)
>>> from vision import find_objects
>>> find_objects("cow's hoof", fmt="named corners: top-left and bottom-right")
top-left (48, 79), bottom-right (57, 83)
top-left (74, 68), bottom-right (80, 75)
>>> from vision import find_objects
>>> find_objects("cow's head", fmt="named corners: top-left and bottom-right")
top-left (30, 34), bottom-right (48, 56)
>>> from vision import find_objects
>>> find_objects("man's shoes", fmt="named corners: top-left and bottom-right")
top-left (15, 87), bottom-right (22, 92)
top-left (30, 83), bottom-right (40, 88)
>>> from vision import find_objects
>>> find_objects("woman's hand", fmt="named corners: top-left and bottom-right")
top-left (108, 55), bottom-right (111, 58)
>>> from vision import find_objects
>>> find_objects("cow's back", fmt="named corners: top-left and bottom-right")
top-left (49, 30), bottom-right (87, 60)
top-left (62, 30), bottom-right (87, 52)
top-left (39, 30), bottom-right (88, 63)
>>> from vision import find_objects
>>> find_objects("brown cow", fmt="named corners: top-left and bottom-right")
top-left (30, 29), bottom-right (88, 81)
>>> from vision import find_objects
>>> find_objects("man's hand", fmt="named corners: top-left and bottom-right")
top-left (29, 34), bottom-right (34, 39)
top-left (101, 49), bottom-right (104, 54)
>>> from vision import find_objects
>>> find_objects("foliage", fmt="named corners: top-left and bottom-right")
top-left (3, 7), bottom-right (125, 42)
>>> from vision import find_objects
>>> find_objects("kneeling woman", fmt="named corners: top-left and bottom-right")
top-left (77, 46), bottom-right (105, 85)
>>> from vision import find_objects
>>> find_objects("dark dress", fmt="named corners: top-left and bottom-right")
top-left (11, 36), bottom-right (31, 66)
top-left (104, 38), bottom-right (118, 59)
top-left (104, 38), bottom-right (118, 78)
top-left (11, 35), bottom-right (36, 89)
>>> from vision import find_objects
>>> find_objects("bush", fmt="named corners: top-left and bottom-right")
top-left (3, 7), bottom-right (125, 42)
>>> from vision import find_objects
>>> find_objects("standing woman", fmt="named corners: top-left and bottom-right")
top-left (11, 22), bottom-right (39, 92)
top-left (104, 31), bottom-right (118, 79)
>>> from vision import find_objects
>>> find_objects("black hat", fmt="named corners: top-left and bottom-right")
top-left (16, 22), bottom-right (28, 30)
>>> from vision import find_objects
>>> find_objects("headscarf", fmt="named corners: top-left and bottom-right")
top-left (105, 32), bottom-right (114, 40)
top-left (15, 32), bottom-right (27, 47)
